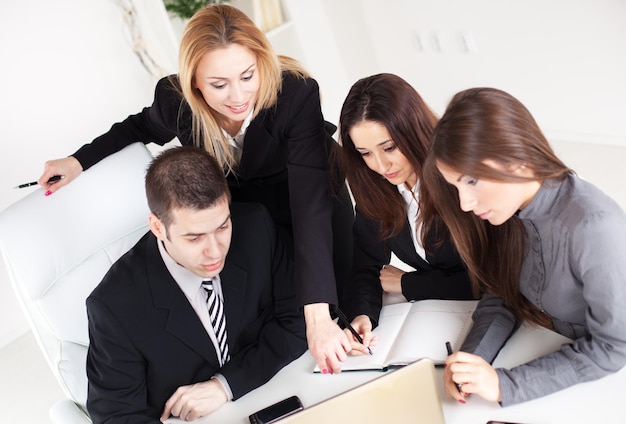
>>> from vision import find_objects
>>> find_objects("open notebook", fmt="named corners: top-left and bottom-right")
top-left (281, 358), bottom-right (445, 424)
top-left (316, 299), bottom-right (478, 372)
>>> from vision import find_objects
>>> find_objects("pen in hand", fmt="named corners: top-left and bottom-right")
top-left (335, 307), bottom-right (373, 355)
top-left (445, 341), bottom-right (464, 395)
top-left (14, 175), bottom-right (65, 189)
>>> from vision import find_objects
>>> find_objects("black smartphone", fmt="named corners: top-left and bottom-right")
top-left (249, 395), bottom-right (304, 424)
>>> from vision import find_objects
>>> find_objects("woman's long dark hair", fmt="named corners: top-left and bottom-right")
top-left (338, 73), bottom-right (441, 244)
top-left (423, 87), bottom-right (571, 327)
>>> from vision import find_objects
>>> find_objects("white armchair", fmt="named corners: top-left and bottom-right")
top-left (0, 143), bottom-right (153, 423)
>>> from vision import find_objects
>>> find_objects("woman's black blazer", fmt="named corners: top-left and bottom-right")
top-left (72, 73), bottom-right (353, 307)
top-left (342, 207), bottom-right (474, 326)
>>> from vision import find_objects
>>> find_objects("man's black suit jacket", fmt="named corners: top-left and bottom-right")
top-left (342, 208), bottom-right (475, 327)
top-left (73, 73), bottom-right (354, 308)
top-left (86, 203), bottom-right (307, 424)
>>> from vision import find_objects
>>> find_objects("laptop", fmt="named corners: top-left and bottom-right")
top-left (277, 358), bottom-right (445, 424)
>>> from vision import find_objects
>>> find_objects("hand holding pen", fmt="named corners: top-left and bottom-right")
top-left (445, 341), bottom-right (467, 403)
top-left (335, 307), bottom-right (373, 355)
top-left (32, 156), bottom-right (84, 196)
top-left (14, 175), bottom-right (65, 189)
top-left (444, 347), bottom-right (502, 403)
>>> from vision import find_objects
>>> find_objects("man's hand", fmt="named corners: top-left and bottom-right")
top-left (160, 379), bottom-right (228, 422)
top-left (304, 303), bottom-right (351, 374)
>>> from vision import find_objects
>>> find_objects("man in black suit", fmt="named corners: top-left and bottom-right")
top-left (86, 146), bottom-right (307, 423)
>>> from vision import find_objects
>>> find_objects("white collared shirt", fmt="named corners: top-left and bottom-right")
top-left (222, 108), bottom-right (254, 163)
top-left (156, 238), bottom-right (234, 399)
top-left (397, 181), bottom-right (428, 262)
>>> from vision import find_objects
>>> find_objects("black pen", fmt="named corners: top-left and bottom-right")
top-left (445, 341), bottom-right (464, 394)
top-left (335, 307), bottom-right (372, 355)
top-left (14, 175), bottom-right (65, 189)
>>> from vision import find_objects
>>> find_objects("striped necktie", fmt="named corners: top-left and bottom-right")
top-left (201, 280), bottom-right (230, 365)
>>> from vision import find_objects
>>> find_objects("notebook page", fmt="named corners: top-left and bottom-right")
top-left (314, 302), bottom-right (413, 372)
top-left (386, 300), bottom-right (478, 365)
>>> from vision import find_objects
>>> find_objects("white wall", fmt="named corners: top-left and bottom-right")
top-left (277, 0), bottom-right (359, 125)
top-left (0, 0), bottom-right (177, 348)
top-left (318, 0), bottom-right (626, 146)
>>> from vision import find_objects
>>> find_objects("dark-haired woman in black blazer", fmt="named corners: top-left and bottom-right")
top-left (337, 73), bottom-right (475, 355)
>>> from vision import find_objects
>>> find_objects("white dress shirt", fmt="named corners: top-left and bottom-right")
top-left (156, 238), bottom-right (233, 400)
top-left (397, 181), bottom-right (427, 262)
top-left (223, 108), bottom-right (254, 163)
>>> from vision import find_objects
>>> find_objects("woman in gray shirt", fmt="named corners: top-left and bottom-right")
top-left (423, 87), bottom-right (626, 406)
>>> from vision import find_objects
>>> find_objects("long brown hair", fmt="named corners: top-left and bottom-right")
top-left (177, 4), bottom-right (308, 173)
top-left (423, 87), bottom-right (571, 327)
top-left (338, 73), bottom-right (440, 241)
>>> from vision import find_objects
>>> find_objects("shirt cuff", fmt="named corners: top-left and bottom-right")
top-left (211, 374), bottom-right (233, 401)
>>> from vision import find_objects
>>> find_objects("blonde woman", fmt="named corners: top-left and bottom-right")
top-left (39, 4), bottom-right (354, 374)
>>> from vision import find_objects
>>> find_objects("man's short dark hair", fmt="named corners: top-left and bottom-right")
top-left (145, 146), bottom-right (230, 230)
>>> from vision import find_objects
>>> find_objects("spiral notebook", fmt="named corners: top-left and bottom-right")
top-left (315, 299), bottom-right (478, 372)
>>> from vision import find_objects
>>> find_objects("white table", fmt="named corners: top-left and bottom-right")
top-left (167, 321), bottom-right (626, 424)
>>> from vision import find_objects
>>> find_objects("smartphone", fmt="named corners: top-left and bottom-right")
top-left (249, 395), bottom-right (304, 424)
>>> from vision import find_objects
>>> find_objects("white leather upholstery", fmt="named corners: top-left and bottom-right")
top-left (0, 143), bottom-right (153, 423)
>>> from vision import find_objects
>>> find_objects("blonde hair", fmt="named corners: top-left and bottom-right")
top-left (177, 4), bottom-right (309, 173)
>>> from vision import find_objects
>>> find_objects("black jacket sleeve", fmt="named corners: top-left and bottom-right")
top-left (73, 76), bottom-right (190, 170)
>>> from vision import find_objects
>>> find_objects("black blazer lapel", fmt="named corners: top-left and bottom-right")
top-left (238, 114), bottom-right (275, 178)
top-left (390, 222), bottom-right (431, 269)
top-left (146, 237), bottom-right (221, 368)
top-left (219, 250), bottom-right (248, 350)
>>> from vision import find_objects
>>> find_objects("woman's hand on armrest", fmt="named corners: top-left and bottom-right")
top-left (38, 156), bottom-right (83, 195)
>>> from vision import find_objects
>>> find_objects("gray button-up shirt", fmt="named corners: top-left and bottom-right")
top-left (461, 173), bottom-right (626, 406)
